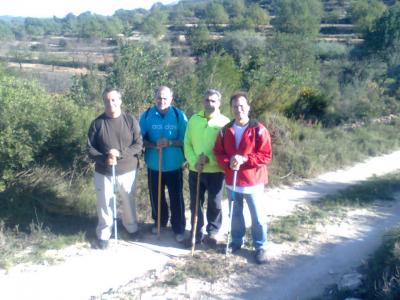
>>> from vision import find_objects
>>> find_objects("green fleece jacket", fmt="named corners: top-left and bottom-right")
top-left (184, 111), bottom-right (230, 173)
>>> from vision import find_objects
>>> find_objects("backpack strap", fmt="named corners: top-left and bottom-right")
top-left (145, 106), bottom-right (180, 125)
top-left (172, 106), bottom-right (179, 124)
top-left (219, 120), bottom-right (235, 151)
top-left (220, 120), bottom-right (261, 151)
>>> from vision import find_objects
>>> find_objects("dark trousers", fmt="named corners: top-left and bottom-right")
top-left (189, 170), bottom-right (224, 241)
top-left (148, 168), bottom-right (186, 234)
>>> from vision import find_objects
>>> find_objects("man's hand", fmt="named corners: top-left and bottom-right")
top-left (195, 153), bottom-right (209, 172)
top-left (229, 154), bottom-right (247, 170)
top-left (106, 149), bottom-right (120, 166)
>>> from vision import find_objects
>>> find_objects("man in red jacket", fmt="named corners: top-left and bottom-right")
top-left (213, 91), bottom-right (272, 264)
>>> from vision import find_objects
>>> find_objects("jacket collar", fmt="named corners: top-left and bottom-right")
top-left (226, 118), bottom-right (258, 128)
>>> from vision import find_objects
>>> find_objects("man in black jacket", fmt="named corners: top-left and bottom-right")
top-left (88, 87), bottom-right (143, 249)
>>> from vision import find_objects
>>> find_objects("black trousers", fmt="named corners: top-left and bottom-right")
top-left (147, 168), bottom-right (186, 234)
top-left (188, 170), bottom-right (224, 241)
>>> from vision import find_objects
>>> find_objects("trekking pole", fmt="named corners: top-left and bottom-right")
top-left (191, 170), bottom-right (202, 256)
top-left (157, 147), bottom-right (163, 239)
top-left (112, 163), bottom-right (118, 242)
top-left (226, 170), bottom-right (238, 256)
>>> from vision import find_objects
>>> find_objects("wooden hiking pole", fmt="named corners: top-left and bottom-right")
top-left (157, 147), bottom-right (163, 239)
top-left (191, 170), bottom-right (202, 256)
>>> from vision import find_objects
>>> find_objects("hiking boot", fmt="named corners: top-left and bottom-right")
top-left (98, 239), bottom-right (109, 250)
top-left (129, 230), bottom-right (141, 241)
top-left (229, 243), bottom-right (242, 253)
top-left (255, 249), bottom-right (267, 265)
top-left (175, 233), bottom-right (185, 243)
top-left (204, 234), bottom-right (218, 247)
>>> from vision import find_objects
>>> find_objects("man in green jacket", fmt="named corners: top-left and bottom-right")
top-left (184, 89), bottom-right (230, 246)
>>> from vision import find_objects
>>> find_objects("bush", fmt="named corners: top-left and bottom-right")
top-left (316, 42), bottom-right (350, 60)
top-left (0, 167), bottom-right (96, 231)
top-left (285, 88), bottom-right (330, 124)
top-left (107, 41), bottom-right (170, 115)
top-left (0, 73), bottom-right (95, 184)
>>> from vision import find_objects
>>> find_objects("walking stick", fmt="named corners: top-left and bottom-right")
top-left (226, 170), bottom-right (238, 255)
top-left (157, 147), bottom-right (163, 239)
top-left (191, 170), bottom-right (202, 256)
top-left (112, 164), bottom-right (118, 242)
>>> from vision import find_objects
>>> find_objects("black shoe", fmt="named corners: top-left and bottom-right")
top-left (129, 230), bottom-right (141, 241)
top-left (255, 249), bottom-right (267, 264)
top-left (229, 243), bottom-right (242, 253)
top-left (98, 239), bottom-right (109, 250)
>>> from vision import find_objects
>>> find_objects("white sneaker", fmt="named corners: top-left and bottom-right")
top-left (175, 233), bottom-right (185, 242)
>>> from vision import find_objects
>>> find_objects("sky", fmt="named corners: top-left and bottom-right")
top-left (0, 0), bottom-right (178, 18)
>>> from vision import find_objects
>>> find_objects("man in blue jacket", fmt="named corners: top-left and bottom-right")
top-left (139, 86), bottom-right (187, 242)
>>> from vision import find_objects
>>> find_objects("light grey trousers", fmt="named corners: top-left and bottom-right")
top-left (94, 170), bottom-right (138, 240)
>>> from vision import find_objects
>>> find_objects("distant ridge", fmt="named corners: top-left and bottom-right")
top-left (0, 16), bottom-right (26, 21)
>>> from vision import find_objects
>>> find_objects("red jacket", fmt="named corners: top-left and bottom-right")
top-left (213, 119), bottom-right (272, 187)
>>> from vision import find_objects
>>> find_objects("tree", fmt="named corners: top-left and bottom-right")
top-left (169, 2), bottom-right (195, 25)
top-left (186, 22), bottom-right (212, 56)
top-left (62, 13), bottom-right (78, 35)
top-left (247, 32), bottom-right (320, 116)
top-left (107, 41), bottom-right (170, 114)
top-left (195, 52), bottom-right (241, 113)
top-left (69, 71), bottom-right (105, 106)
top-left (224, 0), bottom-right (246, 18)
top-left (10, 20), bottom-right (26, 39)
top-left (0, 21), bottom-right (15, 41)
top-left (363, 4), bottom-right (400, 54)
top-left (8, 44), bottom-right (32, 69)
top-left (245, 3), bottom-right (269, 26)
top-left (219, 30), bottom-right (266, 67)
top-left (272, 0), bottom-right (322, 38)
top-left (114, 9), bottom-right (144, 35)
top-left (206, 2), bottom-right (229, 25)
top-left (349, 0), bottom-right (386, 34)
top-left (77, 13), bottom-right (113, 39)
top-left (24, 18), bottom-right (46, 36)
top-left (141, 8), bottom-right (168, 38)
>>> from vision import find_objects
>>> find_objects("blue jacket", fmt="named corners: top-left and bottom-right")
top-left (139, 106), bottom-right (187, 171)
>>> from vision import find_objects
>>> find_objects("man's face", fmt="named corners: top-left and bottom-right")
top-left (104, 91), bottom-right (122, 115)
top-left (231, 96), bottom-right (250, 120)
top-left (155, 89), bottom-right (173, 113)
top-left (204, 93), bottom-right (221, 115)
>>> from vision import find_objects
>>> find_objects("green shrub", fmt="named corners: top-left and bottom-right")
top-left (316, 42), bottom-right (350, 60)
top-left (261, 113), bottom-right (400, 185)
top-left (0, 73), bottom-right (95, 184)
top-left (0, 167), bottom-right (96, 231)
top-left (285, 88), bottom-right (330, 123)
top-left (0, 75), bottom-right (54, 182)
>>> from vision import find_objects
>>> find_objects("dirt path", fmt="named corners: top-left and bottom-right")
top-left (1, 150), bottom-right (400, 300)
top-left (219, 197), bottom-right (400, 300)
